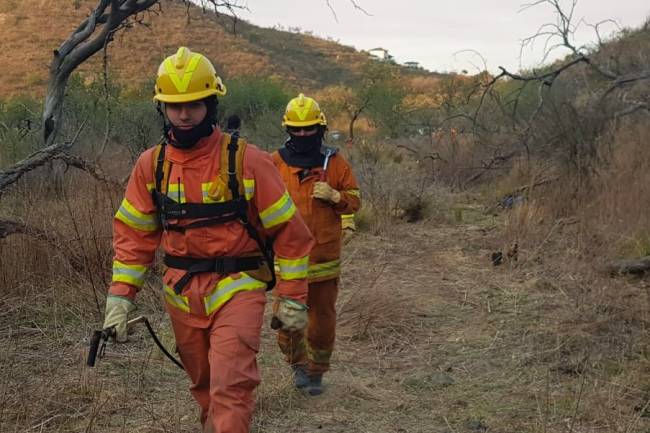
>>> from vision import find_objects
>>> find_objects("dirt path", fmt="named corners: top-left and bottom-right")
top-left (253, 219), bottom-right (649, 433)
top-left (2, 216), bottom-right (648, 432)
top-left (252, 218), bottom-right (525, 433)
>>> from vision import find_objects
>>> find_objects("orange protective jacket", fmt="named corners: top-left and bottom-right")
top-left (109, 129), bottom-right (314, 327)
top-left (271, 150), bottom-right (360, 282)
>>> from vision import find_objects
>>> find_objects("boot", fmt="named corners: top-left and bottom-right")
top-left (306, 374), bottom-right (323, 396)
top-left (292, 365), bottom-right (310, 389)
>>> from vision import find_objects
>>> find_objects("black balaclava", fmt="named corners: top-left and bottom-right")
top-left (165, 96), bottom-right (218, 149)
top-left (280, 126), bottom-right (326, 168)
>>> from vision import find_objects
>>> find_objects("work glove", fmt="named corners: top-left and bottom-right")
top-left (272, 298), bottom-right (308, 332)
top-left (342, 227), bottom-right (356, 245)
top-left (103, 296), bottom-right (136, 343)
top-left (312, 182), bottom-right (341, 204)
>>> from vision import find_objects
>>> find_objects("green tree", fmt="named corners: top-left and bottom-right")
top-left (221, 77), bottom-right (290, 149)
top-left (320, 62), bottom-right (406, 140)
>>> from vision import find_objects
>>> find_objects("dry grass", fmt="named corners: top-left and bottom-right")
top-left (2, 194), bottom-right (649, 432)
top-left (1, 123), bottom-right (649, 432)
top-left (477, 119), bottom-right (650, 432)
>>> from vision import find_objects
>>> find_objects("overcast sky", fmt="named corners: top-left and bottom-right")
top-left (238, 0), bottom-right (649, 73)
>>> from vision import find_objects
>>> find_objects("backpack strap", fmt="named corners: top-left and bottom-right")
top-left (153, 141), bottom-right (171, 195)
top-left (223, 132), bottom-right (277, 290)
top-left (149, 133), bottom-right (277, 291)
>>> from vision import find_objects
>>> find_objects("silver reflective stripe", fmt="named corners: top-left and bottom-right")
top-left (203, 274), bottom-right (266, 315)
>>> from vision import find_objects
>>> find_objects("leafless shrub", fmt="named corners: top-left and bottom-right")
top-left (348, 139), bottom-right (447, 233)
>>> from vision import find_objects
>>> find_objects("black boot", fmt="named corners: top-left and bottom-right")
top-left (292, 365), bottom-right (310, 389)
top-left (306, 374), bottom-right (323, 396)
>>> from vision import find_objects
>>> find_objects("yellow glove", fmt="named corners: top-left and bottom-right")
top-left (312, 182), bottom-right (341, 203)
top-left (103, 296), bottom-right (136, 343)
top-left (273, 298), bottom-right (308, 332)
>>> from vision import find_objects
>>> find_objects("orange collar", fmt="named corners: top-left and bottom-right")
top-left (166, 128), bottom-right (222, 164)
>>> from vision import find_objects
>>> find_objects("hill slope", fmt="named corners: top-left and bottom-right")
top-left (0, 0), bottom-right (438, 97)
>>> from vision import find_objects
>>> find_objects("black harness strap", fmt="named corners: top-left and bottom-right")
top-left (228, 133), bottom-right (241, 200)
top-left (152, 132), bottom-right (277, 296)
top-left (165, 255), bottom-right (264, 295)
top-left (153, 193), bottom-right (245, 218)
top-left (227, 132), bottom-right (277, 290)
top-left (155, 139), bottom-right (167, 191)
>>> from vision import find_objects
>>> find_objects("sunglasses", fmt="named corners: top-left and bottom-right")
top-left (287, 125), bottom-right (318, 134)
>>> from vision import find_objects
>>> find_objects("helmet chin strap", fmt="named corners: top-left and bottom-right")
top-left (156, 102), bottom-right (171, 139)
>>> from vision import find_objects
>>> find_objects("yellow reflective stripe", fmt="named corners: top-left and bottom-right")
top-left (307, 346), bottom-right (333, 364)
top-left (201, 182), bottom-right (225, 203)
top-left (112, 260), bottom-right (148, 287)
top-left (341, 213), bottom-right (356, 230)
top-left (204, 273), bottom-right (266, 315)
top-left (201, 179), bottom-right (253, 202)
top-left (344, 189), bottom-right (361, 197)
top-left (167, 183), bottom-right (186, 203)
top-left (308, 260), bottom-right (341, 280)
top-left (163, 285), bottom-right (190, 313)
top-left (293, 97), bottom-right (314, 121)
top-left (146, 182), bottom-right (155, 192)
top-left (259, 191), bottom-right (296, 229)
top-left (243, 178), bottom-right (255, 201)
top-left (277, 256), bottom-right (309, 280)
top-left (164, 53), bottom-right (201, 93)
top-left (115, 198), bottom-right (159, 232)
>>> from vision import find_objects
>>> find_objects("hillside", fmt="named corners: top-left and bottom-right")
top-left (0, 0), bottom-right (439, 98)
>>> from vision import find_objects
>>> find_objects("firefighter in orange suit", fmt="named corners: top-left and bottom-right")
top-left (102, 48), bottom-right (314, 433)
top-left (271, 94), bottom-right (361, 396)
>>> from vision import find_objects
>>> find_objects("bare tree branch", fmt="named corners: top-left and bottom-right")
top-left (324, 0), bottom-right (339, 22)
top-left (463, 151), bottom-right (518, 188)
top-left (614, 101), bottom-right (650, 119)
top-left (321, 0), bottom-right (371, 21)
top-left (0, 218), bottom-right (52, 241)
top-left (43, 0), bottom-right (158, 148)
top-left (584, 18), bottom-right (621, 49)
top-left (0, 121), bottom-right (86, 194)
top-left (53, 154), bottom-right (124, 187)
top-left (348, 0), bottom-right (371, 15)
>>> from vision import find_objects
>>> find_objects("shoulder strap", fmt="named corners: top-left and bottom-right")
top-left (227, 133), bottom-right (241, 199)
top-left (218, 132), bottom-right (247, 200)
top-left (224, 133), bottom-right (277, 290)
top-left (153, 141), bottom-right (171, 194)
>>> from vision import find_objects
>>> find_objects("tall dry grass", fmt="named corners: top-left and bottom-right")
top-left (484, 117), bottom-right (650, 430)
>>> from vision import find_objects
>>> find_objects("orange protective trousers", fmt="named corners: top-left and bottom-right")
top-left (168, 290), bottom-right (265, 433)
top-left (277, 278), bottom-right (339, 375)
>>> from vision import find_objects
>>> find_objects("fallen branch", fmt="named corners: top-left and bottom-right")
top-left (605, 257), bottom-right (650, 276)
top-left (0, 218), bottom-right (50, 240)
top-left (0, 121), bottom-right (86, 194)
top-left (462, 151), bottom-right (517, 188)
top-left (54, 153), bottom-right (124, 187)
top-left (513, 176), bottom-right (560, 194)
top-left (0, 142), bottom-right (71, 193)
top-left (0, 217), bottom-right (87, 274)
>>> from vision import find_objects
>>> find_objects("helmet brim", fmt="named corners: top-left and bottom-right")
top-left (282, 119), bottom-right (324, 127)
top-left (153, 88), bottom-right (225, 103)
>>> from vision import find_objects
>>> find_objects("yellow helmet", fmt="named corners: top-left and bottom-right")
top-left (153, 47), bottom-right (226, 103)
top-left (282, 93), bottom-right (327, 127)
